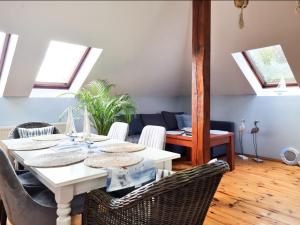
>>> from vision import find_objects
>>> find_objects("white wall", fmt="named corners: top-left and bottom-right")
top-left (0, 97), bottom-right (76, 126)
top-left (0, 1), bottom-right (191, 97)
top-left (211, 95), bottom-right (300, 160)
top-left (133, 96), bottom-right (190, 114)
top-left (0, 96), bottom-right (189, 127)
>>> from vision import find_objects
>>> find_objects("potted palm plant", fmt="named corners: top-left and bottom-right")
top-left (74, 80), bottom-right (136, 135)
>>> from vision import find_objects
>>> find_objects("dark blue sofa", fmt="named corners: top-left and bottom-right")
top-left (126, 112), bottom-right (235, 158)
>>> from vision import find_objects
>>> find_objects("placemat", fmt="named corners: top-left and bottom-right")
top-left (9, 141), bottom-right (57, 151)
top-left (100, 143), bottom-right (146, 153)
top-left (24, 150), bottom-right (87, 168)
top-left (32, 134), bottom-right (69, 141)
top-left (84, 153), bottom-right (143, 168)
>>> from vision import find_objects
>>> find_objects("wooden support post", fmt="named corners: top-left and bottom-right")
top-left (192, 0), bottom-right (211, 166)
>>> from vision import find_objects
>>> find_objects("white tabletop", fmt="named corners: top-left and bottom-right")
top-left (2, 138), bottom-right (180, 188)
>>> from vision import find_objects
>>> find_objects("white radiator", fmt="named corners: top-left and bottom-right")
top-left (0, 122), bottom-right (66, 140)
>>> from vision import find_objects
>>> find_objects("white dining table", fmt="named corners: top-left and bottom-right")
top-left (0, 137), bottom-right (180, 225)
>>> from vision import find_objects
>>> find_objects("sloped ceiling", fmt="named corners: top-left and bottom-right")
top-left (0, 1), bottom-right (192, 97)
top-left (1, 1), bottom-right (299, 97)
top-left (211, 1), bottom-right (300, 95)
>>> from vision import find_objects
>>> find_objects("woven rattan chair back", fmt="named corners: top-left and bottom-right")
top-left (83, 160), bottom-right (229, 225)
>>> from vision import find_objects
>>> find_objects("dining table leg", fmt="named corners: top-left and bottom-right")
top-left (55, 186), bottom-right (74, 225)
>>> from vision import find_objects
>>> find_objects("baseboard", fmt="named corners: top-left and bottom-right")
top-left (243, 154), bottom-right (281, 162)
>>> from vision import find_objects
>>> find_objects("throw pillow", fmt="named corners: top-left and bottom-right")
top-left (175, 114), bottom-right (184, 129)
top-left (128, 114), bottom-right (144, 135)
top-left (140, 114), bottom-right (167, 128)
top-left (175, 114), bottom-right (192, 129)
top-left (18, 126), bottom-right (55, 138)
top-left (161, 111), bottom-right (184, 130)
top-left (182, 114), bottom-right (192, 128)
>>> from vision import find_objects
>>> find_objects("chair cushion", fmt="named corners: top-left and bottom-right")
top-left (161, 111), bottom-right (184, 131)
top-left (18, 126), bottom-right (55, 138)
top-left (18, 172), bottom-right (44, 188)
top-left (128, 114), bottom-right (144, 135)
top-left (140, 114), bottom-right (167, 128)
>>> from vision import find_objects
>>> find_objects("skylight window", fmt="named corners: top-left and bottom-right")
top-left (0, 32), bottom-right (10, 77)
top-left (30, 40), bottom-right (102, 97)
top-left (243, 45), bottom-right (297, 88)
top-left (0, 32), bottom-right (18, 97)
top-left (34, 41), bottom-right (91, 89)
top-left (232, 45), bottom-right (300, 96)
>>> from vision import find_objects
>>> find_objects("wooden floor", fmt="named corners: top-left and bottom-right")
top-left (173, 158), bottom-right (300, 225)
top-left (8, 158), bottom-right (300, 225)
top-left (204, 159), bottom-right (300, 225)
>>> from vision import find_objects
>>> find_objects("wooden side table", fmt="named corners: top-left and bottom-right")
top-left (166, 132), bottom-right (235, 171)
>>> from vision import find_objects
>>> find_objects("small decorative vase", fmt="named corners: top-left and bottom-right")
top-left (83, 106), bottom-right (91, 139)
top-left (65, 107), bottom-right (76, 135)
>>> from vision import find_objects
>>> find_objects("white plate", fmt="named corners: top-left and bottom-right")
top-left (9, 141), bottom-right (57, 151)
top-left (32, 134), bottom-right (69, 141)
top-left (182, 127), bottom-right (192, 133)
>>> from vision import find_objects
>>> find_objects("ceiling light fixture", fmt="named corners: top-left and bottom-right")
top-left (234, 0), bottom-right (249, 29)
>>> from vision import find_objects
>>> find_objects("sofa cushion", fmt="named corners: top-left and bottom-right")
top-left (210, 120), bottom-right (235, 132)
top-left (175, 114), bottom-right (192, 129)
top-left (128, 114), bottom-right (144, 135)
top-left (140, 114), bottom-right (167, 128)
top-left (161, 111), bottom-right (184, 131)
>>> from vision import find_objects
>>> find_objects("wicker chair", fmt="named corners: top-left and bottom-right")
top-left (9, 122), bottom-right (60, 139)
top-left (83, 160), bottom-right (229, 225)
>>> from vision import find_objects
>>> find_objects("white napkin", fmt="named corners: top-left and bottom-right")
top-left (65, 107), bottom-right (77, 134)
